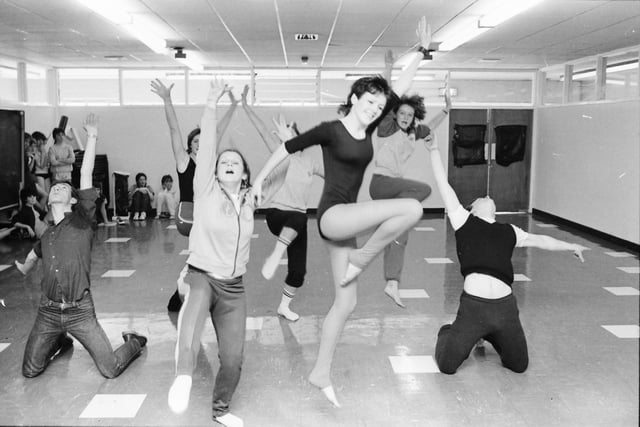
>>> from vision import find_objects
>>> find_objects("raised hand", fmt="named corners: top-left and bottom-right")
top-left (417, 16), bottom-right (431, 49)
top-left (385, 49), bottom-right (394, 67)
top-left (227, 89), bottom-right (238, 106)
top-left (271, 113), bottom-right (295, 142)
top-left (443, 74), bottom-right (452, 111)
top-left (83, 113), bottom-right (99, 136)
top-left (240, 84), bottom-right (250, 105)
top-left (150, 78), bottom-right (174, 101)
top-left (206, 78), bottom-right (229, 107)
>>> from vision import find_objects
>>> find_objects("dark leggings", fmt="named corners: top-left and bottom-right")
top-left (435, 291), bottom-right (528, 374)
top-left (369, 174), bottom-right (431, 281)
top-left (264, 208), bottom-right (308, 287)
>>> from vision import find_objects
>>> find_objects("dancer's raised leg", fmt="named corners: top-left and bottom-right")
top-left (262, 227), bottom-right (297, 280)
top-left (320, 199), bottom-right (423, 286)
top-left (308, 240), bottom-right (357, 408)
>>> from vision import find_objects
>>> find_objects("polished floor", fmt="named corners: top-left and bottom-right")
top-left (0, 213), bottom-right (638, 427)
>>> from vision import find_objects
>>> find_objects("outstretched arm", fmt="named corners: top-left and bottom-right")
top-left (251, 143), bottom-right (290, 206)
top-left (216, 89), bottom-right (239, 140)
top-left (80, 114), bottom-right (98, 190)
top-left (193, 79), bottom-right (228, 199)
top-left (383, 49), bottom-right (394, 82)
top-left (426, 76), bottom-right (452, 131)
top-left (425, 136), bottom-right (467, 229)
top-left (391, 17), bottom-right (431, 97)
top-left (241, 85), bottom-right (281, 153)
top-left (518, 234), bottom-right (589, 262)
top-left (151, 79), bottom-right (189, 172)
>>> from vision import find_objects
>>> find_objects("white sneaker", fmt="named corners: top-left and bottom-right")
top-left (132, 212), bottom-right (139, 221)
top-left (140, 212), bottom-right (146, 220)
top-left (168, 375), bottom-right (192, 414)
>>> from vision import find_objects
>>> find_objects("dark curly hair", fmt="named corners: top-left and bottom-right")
top-left (337, 75), bottom-right (391, 116)
top-left (394, 94), bottom-right (426, 132)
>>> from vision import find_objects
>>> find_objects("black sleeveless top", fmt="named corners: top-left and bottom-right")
top-left (178, 157), bottom-right (196, 202)
top-left (455, 215), bottom-right (517, 285)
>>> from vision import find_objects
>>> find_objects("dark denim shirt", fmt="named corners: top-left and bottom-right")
top-left (33, 188), bottom-right (98, 302)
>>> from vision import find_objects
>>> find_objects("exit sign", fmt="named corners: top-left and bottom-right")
top-left (294, 34), bottom-right (318, 41)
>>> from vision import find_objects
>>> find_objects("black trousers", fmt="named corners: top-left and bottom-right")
top-left (264, 208), bottom-right (308, 288)
top-left (435, 291), bottom-right (528, 374)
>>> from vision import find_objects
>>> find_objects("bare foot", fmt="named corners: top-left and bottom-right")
top-left (384, 281), bottom-right (405, 308)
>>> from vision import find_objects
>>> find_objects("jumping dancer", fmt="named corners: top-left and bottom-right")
top-left (167, 80), bottom-right (286, 426)
top-left (252, 17), bottom-right (432, 408)
top-left (425, 136), bottom-right (589, 374)
top-left (151, 78), bottom-right (238, 312)
top-left (369, 55), bottom-right (451, 307)
top-left (241, 85), bottom-right (324, 321)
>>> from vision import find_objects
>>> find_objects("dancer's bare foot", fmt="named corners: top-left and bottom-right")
top-left (261, 252), bottom-right (281, 280)
top-left (384, 280), bottom-right (405, 308)
top-left (339, 262), bottom-right (362, 287)
top-left (308, 371), bottom-right (340, 407)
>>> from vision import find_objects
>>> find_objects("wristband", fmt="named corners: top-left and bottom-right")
top-left (418, 46), bottom-right (433, 60)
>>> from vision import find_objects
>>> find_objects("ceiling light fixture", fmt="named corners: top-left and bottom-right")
top-left (479, 0), bottom-right (545, 28)
top-left (437, 0), bottom-right (545, 52)
top-left (77, 0), bottom-right (167, 54)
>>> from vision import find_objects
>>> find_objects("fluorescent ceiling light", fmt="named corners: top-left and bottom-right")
top-left (437, 0), bottom-right (545, 52)
top-left (479, 0), bottom-right (545, 28)
top-left (77, 0), bottom-right (131, 24)
top-left (123, 23), bottom-right (167, 54)
top-left (77, 0), bottom-right (167, 54)
top-left (438, 16), bottom-right (490, 52)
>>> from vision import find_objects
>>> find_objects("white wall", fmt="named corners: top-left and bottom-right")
top-left (532, 100), bottom-right (640, 244)
top-left (18, 104), bottom-right (448, 210)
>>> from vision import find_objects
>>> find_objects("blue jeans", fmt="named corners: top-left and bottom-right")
top-left (176, 267), bottom-right (246, 417)
top-left (22, 291), bottom-right (142, 378)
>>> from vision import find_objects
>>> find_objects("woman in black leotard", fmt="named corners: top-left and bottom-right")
top-left (252, 17), bottom-right (432, 408)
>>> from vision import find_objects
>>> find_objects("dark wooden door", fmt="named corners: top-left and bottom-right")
top-left (448, 108), bottom-right (532, 212)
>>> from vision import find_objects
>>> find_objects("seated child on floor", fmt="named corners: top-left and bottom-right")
top-left (156, 174), bottom-right (177, 219)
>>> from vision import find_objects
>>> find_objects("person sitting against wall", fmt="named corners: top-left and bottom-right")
top-left (12, 187), bottom-right (47, 240)
top-left (128, 172), bottom-right (155, 221)
top-left (156, 174), bottom-right (177, 219)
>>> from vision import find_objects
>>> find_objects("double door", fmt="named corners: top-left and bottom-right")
top-left (447, 109), bottom-right (533, 212)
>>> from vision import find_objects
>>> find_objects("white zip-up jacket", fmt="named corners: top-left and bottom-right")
top-left (186, 96), bottom-right (288, 279)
